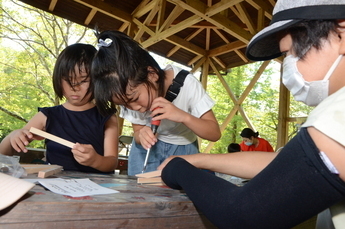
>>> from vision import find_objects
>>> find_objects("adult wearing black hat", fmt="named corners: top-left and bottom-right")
top-left (239, 128), bottom-right (274, 152)
top-left (159, 1), bottom-right (345, 228)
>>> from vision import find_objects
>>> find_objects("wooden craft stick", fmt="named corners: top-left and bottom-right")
top-left (135, 170), bottom-right (161, 178)
top-left (38, 165), bottom-right (63, 178)
top-left (30, 127), bottom-right (75, 148)
top-left (137, 177), bottom-right (162, 184)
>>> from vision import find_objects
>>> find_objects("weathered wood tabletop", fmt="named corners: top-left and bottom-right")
top-left (0, 171), bottom-right (216, 229)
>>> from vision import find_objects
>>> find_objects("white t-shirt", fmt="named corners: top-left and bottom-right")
top-left (302, 86), bottom-right (345, 147)
top-left (120, 65), bottom-right (215, 145)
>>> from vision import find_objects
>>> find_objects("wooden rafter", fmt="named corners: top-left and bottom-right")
top-left (74, 0), bottom-right (132, 23)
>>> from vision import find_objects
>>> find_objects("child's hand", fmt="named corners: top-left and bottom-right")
top-left (138, 126), bottom-right (157, 150)
top-left (9, 129), bottom-right (36, 153)
top-left (150, 97), bottom-right (188, 123)
top-left (71, 143), bottom-right (98, 166)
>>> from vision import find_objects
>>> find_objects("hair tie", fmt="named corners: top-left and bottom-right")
top-left (97, 38), bottom-right (112, 48)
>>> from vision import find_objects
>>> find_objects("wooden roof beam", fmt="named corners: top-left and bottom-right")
top-left (235, 2), bottom-right (256, 34)
top-left (48, 0), bottom-right (58, 11)
top-left (188, 55), bottom-right (203, 66)
top-left (245, 0), bottom-right (274, 20)
top-left (237, 60), bottom-right (270, 104)
top-left (158, 5), bottom-right (184, 32)
top-left (156, 0), bottom-right (167, 33)
top-left (213, 28), bottom-right (230, 43)
top-left (256, 8), bottom-right (265, 31)
top-left (134, 2), bottom-right (159, 41)
top-left (167, 28), bottom-right (203, 57)
top-left (229, 6), bottom-right (245, 24)
top-left (133, 18), bottom-right (205, 56)
top-left (165, 34), bottom-right (206, 56)
top-left (212, 28), bottom-right (249, 63)
top-left (140, 15), bottom-right (203, 48)
top-left (132, 0), bottom-right (156, 18)
top-left (84, 8), bottom-right (97, 25)
top-left (190, 56), bottom-right (206, 74)
top-left (206, 28), bottom-right (210, 50)
top-left (206, 0), bottom-right (244, 16)
top-left (172, 0), bottom-right (253, 43)
top-left (211, 56), bottom-right (226, 69)
top-left (74, 0), bottom-right (132, 23)
top-left (209, 40), bottom-right (246, 57)
top-left (235, 49), bottom-right (249, 63)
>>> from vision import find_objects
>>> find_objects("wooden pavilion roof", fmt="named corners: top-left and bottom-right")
top-left (18, 0), bottom-right (276, 73)
top-left (18, 0), bottom-right (292, 151)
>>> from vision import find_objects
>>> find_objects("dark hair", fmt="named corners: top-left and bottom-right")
top-left (281, 20), bottom-right (338, 59)
top-left (240, 128), bottom-right (259, 139)
top-left (91, 30), bottom-right (166, 116)
top-left (53, 43), bottom-right (96, 102)
top-left (227, 143), bottom-right (241, 153)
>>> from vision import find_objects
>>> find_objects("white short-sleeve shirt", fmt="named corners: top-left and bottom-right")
top-left (302, 86), bottom-right (345, 147)
top-left (120, 65), bottom-right (215, 145)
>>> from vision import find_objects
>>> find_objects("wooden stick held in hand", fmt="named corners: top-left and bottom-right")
top-left (29, 127), bottom-right (75, 148)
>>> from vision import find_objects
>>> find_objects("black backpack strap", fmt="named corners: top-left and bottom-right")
top-left (165, 69), bottom-right (189, 102)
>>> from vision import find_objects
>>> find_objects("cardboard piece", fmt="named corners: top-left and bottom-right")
top-left (0, 173), bottom-right (35, 210)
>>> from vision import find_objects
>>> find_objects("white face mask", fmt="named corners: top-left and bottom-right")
top-left (282, 55), bottom-right (342, 106)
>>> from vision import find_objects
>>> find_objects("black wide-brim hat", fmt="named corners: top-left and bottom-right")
top-left (246, 0), bottom-right (345, 61)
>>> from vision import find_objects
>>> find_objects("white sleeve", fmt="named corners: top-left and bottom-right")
top-left (119, 106), bottom-right (150, 126)
top-left (174, 72), bottom-right (215, 118)
top-left (302, 87), bottom-right (345, 147)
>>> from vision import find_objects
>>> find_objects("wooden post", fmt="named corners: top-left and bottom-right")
top-left (276, 64), bottom-right (290, 150)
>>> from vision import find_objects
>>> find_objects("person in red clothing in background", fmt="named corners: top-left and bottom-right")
top-left (239, 128), bottom-right (274, 152)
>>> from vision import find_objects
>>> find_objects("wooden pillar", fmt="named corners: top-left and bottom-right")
top-left (276, 64), bottom-right (290, 150)
top-left (118, 116), bottom-right (124, 136)
top-left (201, 58), bottom-right (210, 89)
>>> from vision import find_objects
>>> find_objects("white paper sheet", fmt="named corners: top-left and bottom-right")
top-left (38, 178), bottom-right (119, 197)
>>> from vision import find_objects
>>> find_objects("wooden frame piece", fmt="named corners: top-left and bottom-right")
top-left (38, 166), bottom-right (63, 178)
top-left (137, 177), bottom-right (162, 184)
top-left (135, 170), bottom-right (161, 178)
top-left (30, 127), bottom-right (75, 148)
top-left (22, 164), bottom-right (63, 178)
top-left (136, 170), bottom-right (163, 185)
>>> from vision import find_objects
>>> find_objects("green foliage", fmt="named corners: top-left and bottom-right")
top-left (201, 61), bottom-right (313, 154)
top-left (0, 0), bottom-right (95, 147)
top-left (0, 0), bottom-right (315, 153)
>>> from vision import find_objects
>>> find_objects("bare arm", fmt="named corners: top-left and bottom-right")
top-left (158, 151), bottom-right (278, 179)
top-left (179, 110), bottom-right (220, 142)
top-left (308, 127), bottom-right (345, 181)
top-left (0, 134), bottom-right (17, 155)
top-left (0, 112), bottom-right (46, 155)
top-left (72, 114), bottom-right (119, 172)
top-left (131, 123), bottom-right (157, 149)
top-left (151, 97), bottom-right (221, 142)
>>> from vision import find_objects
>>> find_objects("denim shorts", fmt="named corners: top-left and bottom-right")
top-left (128, 139), bottom-right (199, 176)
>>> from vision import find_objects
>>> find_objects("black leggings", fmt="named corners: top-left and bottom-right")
top-left (161, 128), bottom-right (345, 229)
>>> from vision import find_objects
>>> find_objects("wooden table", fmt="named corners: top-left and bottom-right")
top-left (0, 171), bottom-right (216, 229)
